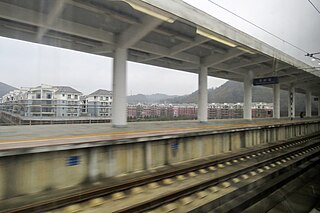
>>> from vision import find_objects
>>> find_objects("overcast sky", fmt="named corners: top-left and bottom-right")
top-left (1, 0), bottom-right (319, 95)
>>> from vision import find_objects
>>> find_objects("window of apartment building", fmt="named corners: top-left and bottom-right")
top-left (75, 95), bottom-right (78, 99)
top-left (47, 94), bottom-right (52, 99)
top-left (94, 96), bottom-right (97, 100)
top-left (62, 94), bottom-right (65, 97)
top-left (36, 93), bottom-right (41, 99)
top-left (100, 96), bottom-right (103, 101)
top-left (67, 94), bottom-right (71, 99)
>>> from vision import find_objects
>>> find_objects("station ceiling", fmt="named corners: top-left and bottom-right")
top-left (0, 0), bottom-right (319, 96)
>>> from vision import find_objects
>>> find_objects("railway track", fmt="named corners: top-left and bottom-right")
top-left (119, 138), bottom-right (320, 213)
top-left (4, 132), bottom-right (320, 213)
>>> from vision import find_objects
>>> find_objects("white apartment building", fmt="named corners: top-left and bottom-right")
top-left (80, 95), bottom-right (88, 116)
top-left (54, 86), bottom-right (82, 117)
top-left (87, 89), bottom-right (112, 117)
top-left (1, 84), bottom-right (82, 117)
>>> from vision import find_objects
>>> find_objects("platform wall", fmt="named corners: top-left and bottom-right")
top-left (0, 121), bottom-right (319, 200)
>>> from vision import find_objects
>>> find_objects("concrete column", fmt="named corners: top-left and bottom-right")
top-left (273, 84), bottom-right (280, 119)
top-left (244, 71), bottom-right (253, 120)
top-left (127, 144), bottom-right (133, 172)
top-left (106, 147), bottom-right (115, 177)
top-left (145, 142), bottom-right (152, 170)
top-left (88, 148), bottom-right (98, 182)
top-left (112, 47), bottom-right (127, 127)
top-left (288, 84), bottom-right (295, 119)
top-left (306, 91), bottom-right (312, 117)
top-left (318, 97), bottom-right (320, 116)
top-left (198, 65), bottom-right (208, 123)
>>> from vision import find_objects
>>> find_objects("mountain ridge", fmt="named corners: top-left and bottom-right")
top-left (129, 81), bottom-right (316, 116)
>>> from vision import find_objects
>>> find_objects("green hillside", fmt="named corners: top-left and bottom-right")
top-left (165, 81), bottom-right (317, 116)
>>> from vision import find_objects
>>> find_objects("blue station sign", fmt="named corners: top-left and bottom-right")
top-left (67, 156), bottom-right (80, 166)
top-left (253, 76), bottom-right (279, 86)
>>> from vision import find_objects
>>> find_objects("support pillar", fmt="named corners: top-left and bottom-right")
top-left (244, 71), bottom-right (253, 120)
top-left (106, 147), bottom-right (115, 177)
top-left (318, 96), bottom-right (320, 116)
top-left (273, 84), bottom-right (280, 119)
top-left (88, 148), bottom-right (98, 182)
top-left (306, 91), bottom-right (312, 117)
top-left (112, 48), bottom-right (127, 127)
top-left (145, 142), bottom-right (152, 170)
top-left (288, 84), bottom-right (295, 119)
top-left (198, 65), bottom-right (208, 123)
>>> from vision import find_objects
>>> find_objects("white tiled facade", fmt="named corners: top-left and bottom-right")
top-left (86, 89), bottom-right (113, 117)
top-left (1, 86), bottom-right (114, 118)
top-left (1, 84), bottom-right (82, 117)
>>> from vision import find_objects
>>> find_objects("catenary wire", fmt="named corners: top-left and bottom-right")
top-left (308, 0), bottom-right (320, 15)
top-left (207, 0), bottom-right (309, 54)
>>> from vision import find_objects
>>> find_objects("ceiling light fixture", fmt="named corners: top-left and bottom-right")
top-left (196, 27), bottom-right (237, 47)
top-left (123, 0), bottom-right (175, 23)
top-left (237, 46), bottom-right (256, 54)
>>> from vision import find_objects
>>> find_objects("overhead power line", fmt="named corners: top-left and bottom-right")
top-left (207, 0), bottom-right (309, 54)
top-left (308, 0), bottom-right (320, 15)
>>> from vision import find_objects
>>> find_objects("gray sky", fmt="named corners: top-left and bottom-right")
top-left (184, 0), bottom-right (320, 67)
top-left (1, 0), bottom-right (320, 95)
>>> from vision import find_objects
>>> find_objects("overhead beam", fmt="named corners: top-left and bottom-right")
top-left (37, 0), bottom-right (68, 41)
top-left (292, 77), bottom-right (320, 86)
top-left (261, 64), bottom-right (292, 76)
top-left (208, 70), bottom-right (243, 80)
top-left (91, 44), bottom-right (114, 54)
top-left (133, 41), bottom-right (200, 64)
top-left (234, 63), bottom-right (293, 77)
top-left (117, 16), bottom-right (162, 48)
top-left (139, 36), bottom-right (209, 62)
top-left (0, 2), bottom-right (114, 44)
top-left (68, 1), bottom-right (140, 25)
top-left (0, 25), bottom-right (106, 55)
top-left (71, 0), bottom-right (201, 49)
top-left (137, 58), bottom-right (198, 73)
top-left (211, 57), bottom-right (271, 76)
top-left (202, 48), bottom-right (244, 67)
top-left (170, 36), bottom-right (209, 55)
top-left (229, 57), bottom-right (271, 70)
top-left (0, 1), bottom-right (200, 64)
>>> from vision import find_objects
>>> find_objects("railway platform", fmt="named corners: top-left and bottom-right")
top-left (0, 118), bottom-right (317, 151)
top-left (0, 118), bottom-right (320, 212)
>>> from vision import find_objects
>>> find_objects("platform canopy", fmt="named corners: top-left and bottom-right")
top-left (0, 0), bottom-right (319, 95)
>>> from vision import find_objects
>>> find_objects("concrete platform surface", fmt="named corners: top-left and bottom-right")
top-left (0, 118), bottom-right (318, 152)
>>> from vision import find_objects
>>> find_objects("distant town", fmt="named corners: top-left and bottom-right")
top-left (0, 84), bottom-right (273, 125)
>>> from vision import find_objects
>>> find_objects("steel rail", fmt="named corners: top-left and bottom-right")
top-left (115, 141), bottom-right (320, 212)
top-left (5, 133), bottom-right (320, 213)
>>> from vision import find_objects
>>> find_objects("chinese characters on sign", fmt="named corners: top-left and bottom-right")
top-left (253, 77), bottom-right (279, 86)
